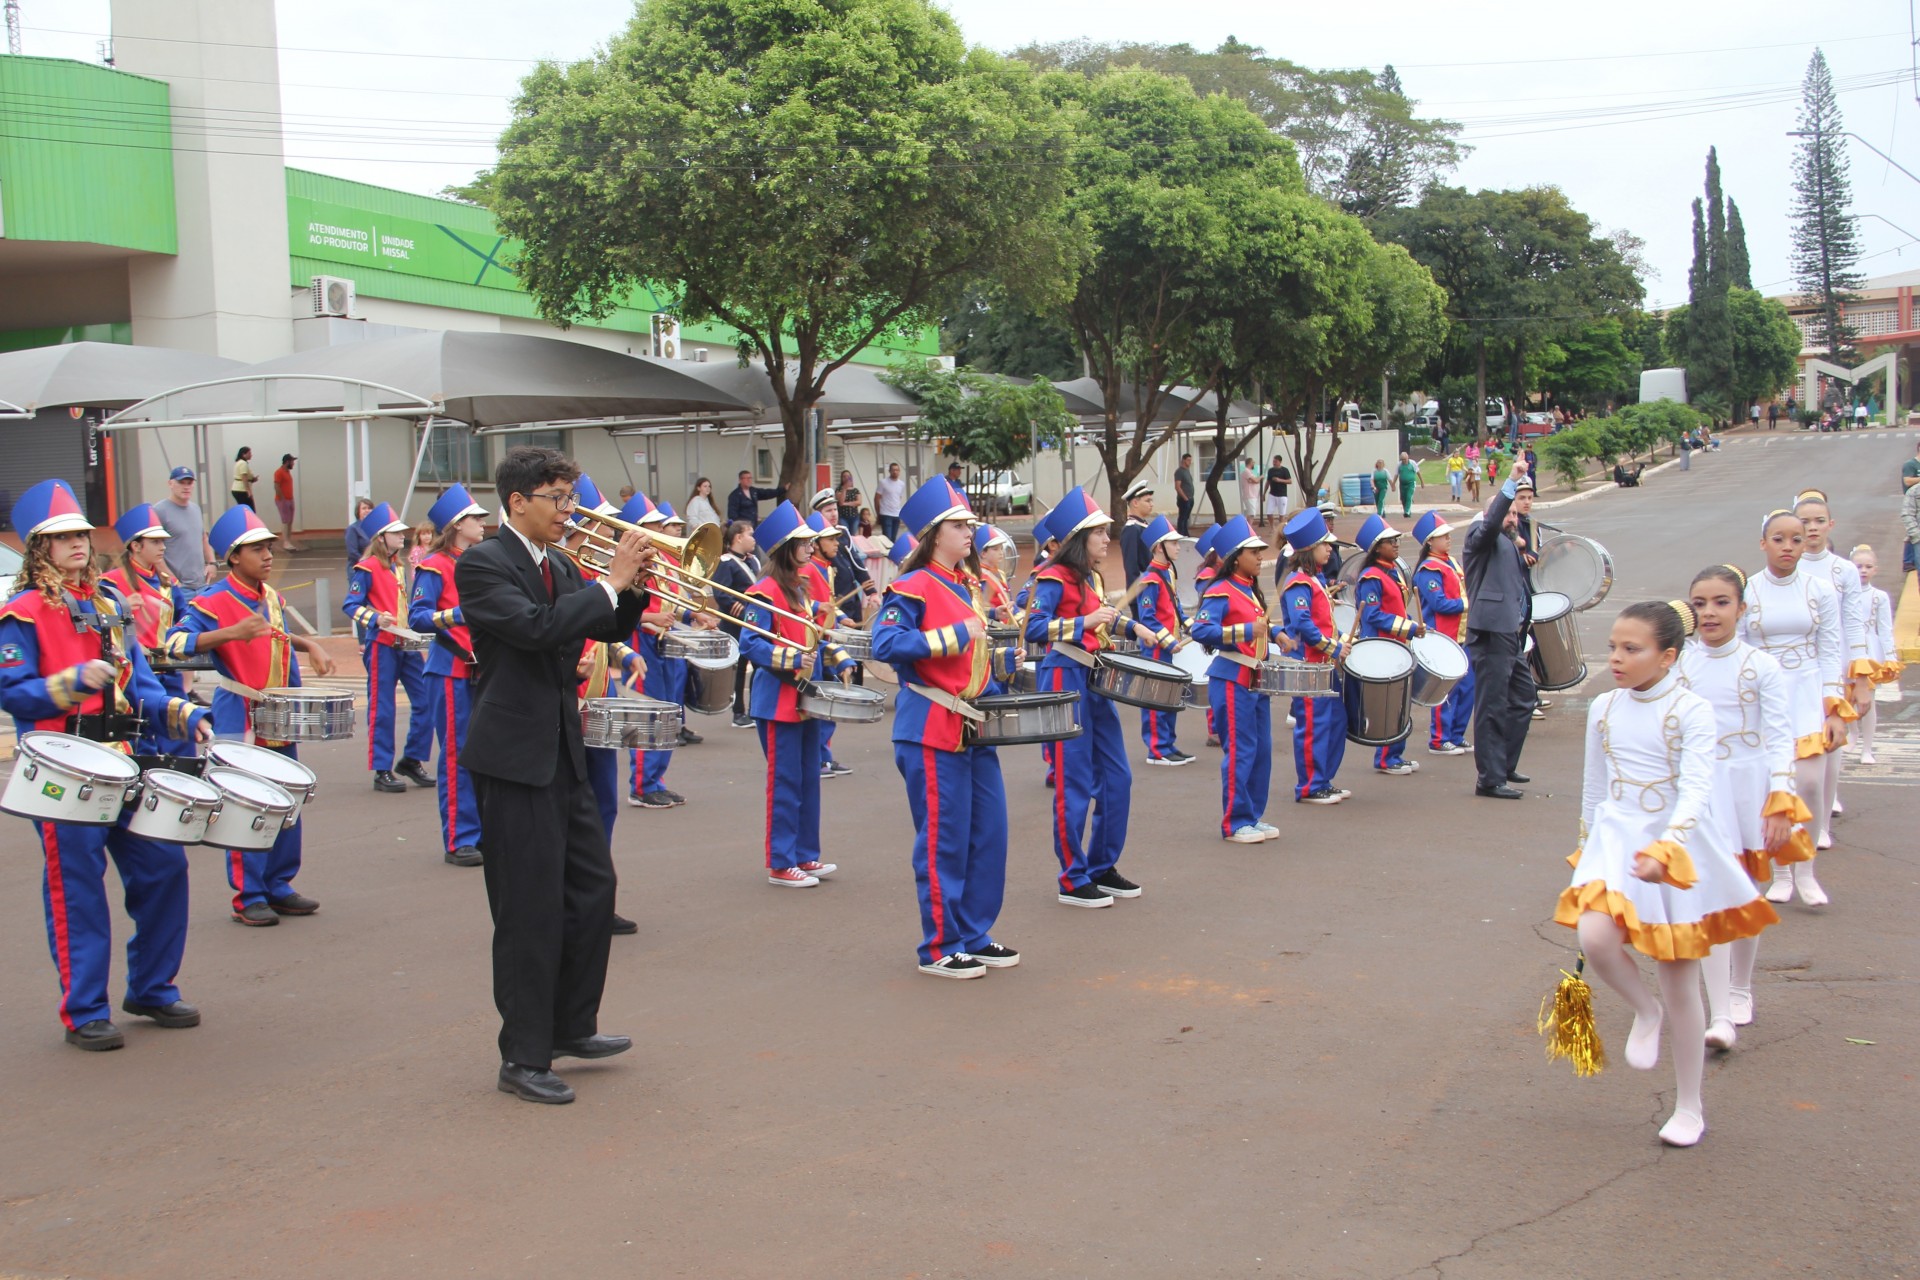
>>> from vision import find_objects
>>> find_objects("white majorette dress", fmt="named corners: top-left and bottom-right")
top-left (1799, 547), bottom-right (1875, 685)
top-left (1554, 672), bottom-right (1778, 959)
top-left (1863, 583), bottom-right (1903, 683)
top-left (1741, 568), bottom-right (1850, 758)
top-left (1677, 635), bottom-right (1814, 880)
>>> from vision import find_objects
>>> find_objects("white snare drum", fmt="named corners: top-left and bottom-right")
top-left (1093, 651), bottom-right (1189, 711)
top-left (970, 692), bottom-right (1082, 746)
top-left (1528, 591), bottom-right (1587, 691)
top-left (1255, 657), bottom-right (1336, 698)
top-left (203, 767), bottom-right (296, 850)
top-left (660, 627), bottom-right (737, 670)
top-left (391, 630), bottom-right (434, 654)
top-left (799, 682), bottom-right (887, 723)
top-left (252, 688), bottom-right (355, 742)
top-left (206, 740), bottom-right (318, 823)
top-left (1, 732), bottom-right (142, 826)
top-left (1530, 534), bottom-right (1614, 612)
top-left (1408, 631), bottom-right (1469, 707)
top-left (580, 696), bottom-right (682, 750)
top-left (827, 628), bottom-right (874, 662)
top-left (1171, 643), bottom-right (1211, 706)
top-left (1332, 603), bottom-right (1358, 640)
top-left (1343, 639), bottom-right (1415, 746)
top-left (127, 769), bottom-right (224, 845)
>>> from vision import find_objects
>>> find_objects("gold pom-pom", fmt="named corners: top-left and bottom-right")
top-left (1538, 954), bottom-right (1605, 1077)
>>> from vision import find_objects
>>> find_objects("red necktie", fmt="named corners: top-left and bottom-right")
top-left (540, 555), bottom-right (554, 601)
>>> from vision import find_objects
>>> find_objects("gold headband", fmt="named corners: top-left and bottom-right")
top-left (1667, 599), bottom-right (1698, 638)
top-left (1761, 508), bottom-right (1796, 533)
top-left (1714, 562), bottom-right (1747, 592)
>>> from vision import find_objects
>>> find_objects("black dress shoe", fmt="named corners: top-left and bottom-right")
top-left (65, 1019), bottom-right (125, 1051)
top-left (373, 770), bottom-right (407, 793)
top-left (121, 998), bottom-right (201, 1028)
top-left (445, 845), bottom-right (483, 867)
top-left (609, 913), bottom-right (638, 936)
top-left (396, 758), bottom-right (436, 788)
top-left (498, 1062), bottom-right (574, 1104)
top-left (678, 727), bottom-right (704, 745)
top-left (1507, 772), bottom-right (1531, 785)
top-left (1476, 784), bottom-right (1525, 799)
top-left (553, 1034), bottom-right (632, 1060)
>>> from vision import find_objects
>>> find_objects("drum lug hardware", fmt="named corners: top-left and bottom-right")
top-left (21, 762), bottom-right (35, 781)
top-left (145, 792), bottom-right (160, 811)
top-left (77, 783), bottom-right (93, 801)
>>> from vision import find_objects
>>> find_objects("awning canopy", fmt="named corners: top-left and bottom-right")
top-left (678, 358), bottom-right (924, 425)
top-left (0, 341), bottom-right (246, 415)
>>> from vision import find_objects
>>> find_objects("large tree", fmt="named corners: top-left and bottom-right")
top-left (476, 0), bottom-right (1077, 496)
top-left (1678, 149), bottom-right (1734, 411)
top-left (1790, 48), bottom-right (1864, 362)
top-left (941, 286), bottom-right (1080, 381)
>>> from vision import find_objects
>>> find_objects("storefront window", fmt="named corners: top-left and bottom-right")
top-left (417, 421), bottom-right (488, 486)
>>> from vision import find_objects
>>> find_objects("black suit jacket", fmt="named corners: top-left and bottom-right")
top-left (455, 531), bottom-right (648, 789)
top-left (1461, 483), bottom-right (1533, 634)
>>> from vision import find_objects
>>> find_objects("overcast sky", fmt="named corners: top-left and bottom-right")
top-left (30, 0), bottom-right (1920, 309)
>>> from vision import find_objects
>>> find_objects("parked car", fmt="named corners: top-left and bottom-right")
top-left (1517, 412), bottom-right (1558, 439)
top-left (974, 469), bottom-right (1032, 515)
top-left (1354, 412), bottom-right (1384, 432)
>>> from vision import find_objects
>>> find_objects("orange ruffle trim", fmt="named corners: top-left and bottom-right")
top-left (1826, 695), bottom-right (1861, 724)
top-left (1638, 839), bottom-right (1698, 890)
top-left (1848, 658), bottom-right (1879, 679)
top-left (1794, 730), bottom-right (1828, 760)
top-left (1763, 790), bottom-right (1813, 823)
top-left (1736, 793), bottom-right (1816, 879)
top-left (1869, 659), bottom-right (1906, 685)
top-left (1553, 882), bottom-right (1780, 960)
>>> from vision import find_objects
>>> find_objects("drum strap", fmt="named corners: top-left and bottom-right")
top-left (1052, 640), bottom-right (1096, 668)
top-left (1216, 651), bottom-right (1261, 671)
top-left (907, 682), bottom-right (985, 723)
top-left (217, 675), bottom-right (267, 702)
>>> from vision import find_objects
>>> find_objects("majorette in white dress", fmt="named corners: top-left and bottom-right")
top-left (1741, 568), bottom-right (1849, 758)
top-left (1799, 547), bottom-right (1875, 684)
top-left (1555, 672), bottom-right (1778, 959)
top-left (1677, 635), bottom-right (1814, 879)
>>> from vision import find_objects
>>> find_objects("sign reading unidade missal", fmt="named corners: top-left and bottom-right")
top-left (288, 195), bottom-right (520, 290)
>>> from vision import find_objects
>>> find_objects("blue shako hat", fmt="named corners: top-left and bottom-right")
top-left (1411, 511), bottom-right (1452, 546)
top-left (1052, 485), bottom-right (1113, 539)
top-left (573, 473), bottom-right (616, 519)
top-left (1356, 514), bottom-right (1402, 550)
top-left (902, 476), bottom-right (974, 538)
top-left (1194, 525), bottom-right (1220, 559)
top-left (1031, 507), bottom-right (1060, 548)
top-left (113, 503), bottom-right (170, 543)
top-left (209, 505), bottom-right (274, 559)
top-left (617, 493), bottom-right (655, 526)
top-left (1141, 514), bottom-right (1184, 552)
top-left (355, 502), bottom-right (408, 541)
top-left (754, 501), bottom-right (817, 553)
top-left (428, 484), bottom-right (486, 533)
top-left (887, 532), bottom-right (918, 566)
top-left (1281, 507), bottom-right (1336, 557)
top-left (1214, 515), bottom-right (1267, 559)
top-left (12, 478), bottom-right (92, 539)
top-left (973, 523), bottom-right (1013, 556)
top-left (652, 500), bottom-right (682, 526)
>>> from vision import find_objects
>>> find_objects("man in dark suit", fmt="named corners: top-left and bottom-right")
top-left (726, 470), bottom-right (783, 525)
top-left (456, 446), bottom-right (653, 1104)
top-left (1461, 459), bottom-right (1537, 799)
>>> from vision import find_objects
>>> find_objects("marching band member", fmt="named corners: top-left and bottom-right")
top-left (808, 511), bottom-right (862, 779)
top-left (1743, 510), bottom-right (1847, 903)
top-left (1555, 600), bottom-right (1778, 1148)
top-left (165, 504), bottom-right (335, 925)
top-left (1679, 564), bottom-right (1810, 1045)
top-left (1191, 516), bottom-right (1298, 841)
top-left (646, 500), bottom-right (708, 750)
top-left (872, 479), bottom-right (1021, 978)
top-left (1118, 479), bottom-right (1155, 584)
top-left (1792, 492), bottom-right (1873, 823)
top-left (408, 484), bottom-right (489, 868)
top-left (1278, 508), bottom-right (1349, 804)
top-left (739, 502), bottom-right (854, 887)
top-left (2, 480), bottom-right (212, 1050)
top-left (713, 520), bottom-right (761, 729)
top-left (628, 496), bottom-right (710, 808)
top-left (342, 501), bottom-right (436, 794)
top-left (1133, 514), bottom-right (1194, 766)
top-left (1017, 509), bottom-right (1059, 785)
top-left (976, 524), bottom-right (1017, 623)
top-left (1850, 544), bottom-right (1901, 765)
top-left (1412, 512), bottom-right (1472, 757)
top-left (101, 504), bottom-right (195, 759)
top-left (1194, 525), bottom-right (1223, 747)
top-left (1353, 515), bottom-right (1425, 776)
top-left (1024, 485), bottom-right (1139, 907)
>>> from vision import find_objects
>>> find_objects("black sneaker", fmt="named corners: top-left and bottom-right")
top-left (1167, 749), bottom-right (1197, 764)
top-left (918, 954), bottom-right (987, 979)
top-left (829, 761), bottom-right (853, 777)
top-left (396, 758), bottom-right (436, 788)
top-left (731, 713), bottom-right (754, 729)
top-left (232, 902), bottom-right (279, 926)
top-left (1093, 869), bottom-right (1142, 898)
top-left (630, 791), bottom-right (675, 809)
top-left (971, 942), bottom-right (1021, 968)
top-left (445, 845), bottom-right (483, 867)
top-left (373, 770), bottom-right (407, 793)
top-left (678, 727), bottom-right (704, 745)
top-left (64, 1019), bottom-right (125, 1051)
top-left (268, 892), bottom-right (319, 916)
top-left (1057, 883), bottom-right (1114, 909)
top-left (661, 789), bottom-right (687, 806)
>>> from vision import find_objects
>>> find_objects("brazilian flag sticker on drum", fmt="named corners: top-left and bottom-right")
top-left (41, 781), bottom-right (66, 801)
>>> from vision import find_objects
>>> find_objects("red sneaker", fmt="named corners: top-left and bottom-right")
top-left (768, 867), bottom-right (820, 888)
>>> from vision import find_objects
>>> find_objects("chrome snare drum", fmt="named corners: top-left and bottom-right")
top-left (1254, 656), bottom-right (1336, 698)
top-left (206, 740), bottom-right (318, 823)
top-left (1092, 651), bottom-right (1190, 711)
top-left (799, 682), bottom-right (888, 723)
top-left (127, 769), bottom-right (224, 845)
top-left (391, 630), bottom-right (434, 654)
top-left (1, 732), bottom-right (142, 826)
top-left (826, 628), bottom-right (874, 662)
top-left (970, 692), bottom-right (1083, 746)
top-left (660, 627), bottom-right (737, 669)
top-left (1171, 643), bottom-right (1212, 706)
top-left (580, 696), bottom-right (683, 750)
top-left (1408, 631), bottom-right (1470, 707)
top-left (251, 688), bottom-right (355, 742)
top-left (1530, 534), bottom-right (1614, 612)
top-left (203, 768), bottom-right (296, 851)
top-left (1528, 591), bottom-right (1587, 691)
top-left (1342, 639), bottom-right (1415, 746)
top-left (685, 665), bottom-right (737, 716)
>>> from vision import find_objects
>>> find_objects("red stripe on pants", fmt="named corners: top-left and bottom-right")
top-left (41, 825), bottom-right (76, 1029)
top-left (442, 677), bottom-right (459, 851)
top-left (921, 745), bottom-right (948, 959)
top-left (1220, 687), bottom-right (1238, 836)
top-left (763, 722), bottom-right (778, 868)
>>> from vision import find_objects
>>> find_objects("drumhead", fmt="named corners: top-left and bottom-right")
top-left (1331, 603), bottom-right (1358, 639)
top-left (1170, 644), bottom-right (1211, 686)
top-left (144, 769), bottom-right (221, 803)
top-left (1530, 534), bottom-right (1613, 610)
top-left (1345, 638), bottom-right (1415, 679)
top-left (974, 692), bottom-right (1077, 711)
top-left (207, 740), bottom-right (316, 788)
top-left (1100, 651), bottom-right (1187, 680)
top-left (20, 732), bottom-right (141, 781)
top-left (1408, 632), bottom-right (1469, 679)
top-left (1532, 590), bottom-right (1574, 624)
top-left (812, 684), bottom-right (885, 705)
top-left (205, 767), bottom-right (294, 811)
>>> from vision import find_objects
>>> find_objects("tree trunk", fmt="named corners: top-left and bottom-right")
top-left (1474, 337), bottom-right (1488, 445)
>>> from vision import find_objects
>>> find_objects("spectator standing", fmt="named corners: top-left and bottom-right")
top-left (874, 462), bottom-right (907, 540)
top-left (1855, 401), bottom-right (1871, 429)
top-left (1750, 404), bottom-right (1761, 428)
top-left (272, 453), bottom-right (303, 551)
top-left (1372, 459), bottom-right (1389, 515)
top-left (229, 447), bottom-right (259, 510)
top-left (835, 468), bottom-right (861, 531)
top-left (1900, 441), bottom-right (1920, 494)
top-left (1174, 453), bottom-right (1195, 536)
top-left (1680, 432), bottom-right (1694, 472)
top-left (1463, 441), bottom-right (1482, 504)
top-left (726, 469), bottom-right (782, 524)
top-left (1522, 444), bottom-right (1538, 478)
top-left (944, 461), bottom-right (968, 505)
top-left (154, 466), bottom-right (216, 586)
top-left (1768, 401), bottom-right (1779, 430)
top-left (342, 496), bottom-right (376, 568)
top-left (1264, 454), bottom-right (1292, 528)
top-left (1447, 449), bottom-right (1466, 502)
top-left (1396, 452), bottom-right (1418, 518)
top-left (1903, 479), bottom-right (1920, 583)
top-left (684, 476), bottom-right (722, 531)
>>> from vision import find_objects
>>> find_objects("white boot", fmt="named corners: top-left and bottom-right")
top-left (1792, 861), bottom-right (1829, 907)
top-left (1765, 862), bottom-right (1794, 904)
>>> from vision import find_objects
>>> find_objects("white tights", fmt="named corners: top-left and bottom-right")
top-left (1796, 755), bottom-right (1831, 845)
top-left (1701, 936), bottom-right (1759, 1022)
top-left (1577, 912), bottom-right (1705, 1124)
top-left (1858, 701), bottom-right (1878, 752)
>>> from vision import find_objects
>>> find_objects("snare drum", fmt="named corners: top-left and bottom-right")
top-left (392, 631), bottom-right (434, 654)
top-left (827, 628), bottom-right (874, 662)
top-left (203, 767), bottom-right (296, 851)
top-left (1530, 534), bottom-right (1614, 612)
top-left (1, 732), bottom-right (142, 826)
top-left (127, 769), bottom-right (224, 845)
top-left (799, 682), bottom-right (888, 723)
top-left (1332, 603), bottom-right (1358, 641)
top-left (206, 740), bottom-right (318, 823)
top-left (1013, 660), bottom-right (1039, 694)
top-left (1255, 656), bottom-right (1336, 698)
top-left (1092, 651), bottom-right (1190, 711)
top-left (660, 627), bottom-right (737, 669)
top-left (146, 650), bottom-right (216, 672)
top-left (1170, 643), bottom-right (1211, 706)
top-left (1407, 631), bottom-right (1469, 707)
top-left (970, 692), bottom-right (1082, 746)
top-left (684, 664), bottom-right (737, 716)
top-left (1528, 591), bottom-right (1587, 691)
top-left (580, 696), bottom-right (683, 750)
top-left (252, 688), bottom-right (355, 742)
top-left (1342, 639), bottom-right (1415, 746)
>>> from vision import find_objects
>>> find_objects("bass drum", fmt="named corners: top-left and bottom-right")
top-left (1343, 639), bottom-right (1415, 746)
top-left (1530, 533), bottom-right (1614, 612)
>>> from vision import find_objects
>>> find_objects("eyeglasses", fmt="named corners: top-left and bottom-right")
top-left (526, 490), bottom-right (578, 511)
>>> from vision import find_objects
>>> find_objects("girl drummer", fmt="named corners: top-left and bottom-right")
top-left (1554, 600), bottom-right (1778, 1147)
top-left (1277, 508), bottom-right (1349, 804)
top-left (1132, 514), bottom-right (1194, 766)
top-left (342, 501), bottom-right (436, 794)
top-left (1411, 511), bottom-right (1472, 757)
top-left (408, 484), bottom-right (489, 868)
top-left (1195, 525), bottom-right (1224, 747)
top-left (1024, 485), bottom-right (1140, 906)
top-left (102, 503), bottom-right (196, 759)
top-left (1679, 563), bottom-right (1809, 1045)
top-left (1, 480), bottom-right (213, 1050)
top-left (1850, 544), bottom-right (1901, 765)
top-left (1742, 509), bottom-right (1848, 903)
top-left (976, 524), bottom-right (1017, 624)
top-left (1191, 516), bottom-right (1300, 841)
top-left (872, 479), bottom-right (1021, 977)
top-left (739, 502), bottom-right (855, 887)
top-left (1353, 515), bottom-right (1426, 776)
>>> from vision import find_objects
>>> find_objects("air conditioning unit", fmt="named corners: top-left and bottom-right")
top-left (927, 355), bottom-right (956, 372)
top-left (310, 275), bottom-right (356, 318)
top-left (650, 314), bottom-right (681, 360)
top-left (693, 347), bottom-right (709, 363)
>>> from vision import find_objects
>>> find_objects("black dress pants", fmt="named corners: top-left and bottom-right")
top-left (472, 765), bottom-right (616, 1069)
top-left (1465, 627), bottom-right (1536, 790)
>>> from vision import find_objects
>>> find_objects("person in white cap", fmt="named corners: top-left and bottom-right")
top-left (1118, 480), bottom-right (1156, 585)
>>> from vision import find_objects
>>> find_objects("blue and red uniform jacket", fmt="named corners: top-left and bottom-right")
top-left (408, 550), bottom-right (472, 678)
top-left (1357, 562), bottom-right (1417, 642)
top-left (740, 577), bottom-right (838, 723)
top-left (873, 562), bottom-right (1015, 752)
top-left (1130, 561), bottom-right (1184, 662)
top-left (100, 565), bottom-right (190, 656)
top-left (165, 575), bottom-right (302, 745)
top-left (1024, 564), bottom-right (1113, 655)
top-left (0, 582), bottom-right (205, 746)
top-left (983, 568), bottom-right (1014, 624)
top-left (803, 556), bottom-right (853, 633)
top-left (1191, 573), bottom-right (1284, 689)
top-left (1281, 570), bottom-right (1344, 669)
top-left (1414, 555), bottom-right (1467, 641)
top-left (343, 555), bottom-right (408, 647)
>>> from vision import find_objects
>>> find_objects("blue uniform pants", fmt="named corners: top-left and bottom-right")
top-left (364, 642), bottom-right (434, 772)
top-left (34, 819), bottom-right (188, 1028)
top-left (1290, 689), bottom-right (1347, 799)
top-left (1373, 735), bottom-right (1407, 769)
top-left (1042, 664), bottom-right (1131, 889)
top-left (585, 746), bottom-right (619, 843)
top-left (756, 717), bottom-right (822, 870)
top-left (432, 675), bottom-right (482, 853)
top-left (1211, 679), bottom-right (1271, 835)
top-left (632, 654), bottom-right (685, 795)
top-left (895, 742), bottom-right (1008, 964)
top-left (224, 743), bottom-right (303, 909)
top-left (1138, 644), bottom-right (1181, 759)
top-left (1429, 664), bottom-right (1475, 749)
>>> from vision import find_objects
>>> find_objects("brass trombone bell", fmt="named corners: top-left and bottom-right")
top-left (572, 509), bottom-right (723, 580)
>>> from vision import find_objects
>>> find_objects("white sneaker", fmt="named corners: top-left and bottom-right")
top-left (1861, 749), bottom-right (1877, 765)
top-left (1377, 762), bottom-right (1416, 776)
top-left (1729, 988), bottom-right (1755, 1027)
top-left (1226, 826), bottom-right (1266, 844)
top-left (1255, 822), bottom-right (1280, 840)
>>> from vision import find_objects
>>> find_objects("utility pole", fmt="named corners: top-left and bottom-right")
top-left (6, 0), bottom-right (22, 56)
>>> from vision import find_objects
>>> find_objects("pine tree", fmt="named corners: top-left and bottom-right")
top-left (1725, 198), bottom-right (1752, 289)
top-left (1790, 49), bottom-right (1864, 360)
top-left (1679, 150), bottom-right (1733, 410)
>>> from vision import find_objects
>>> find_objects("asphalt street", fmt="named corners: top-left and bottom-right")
top-left (1, 429), bottom-right (1914, 1279)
